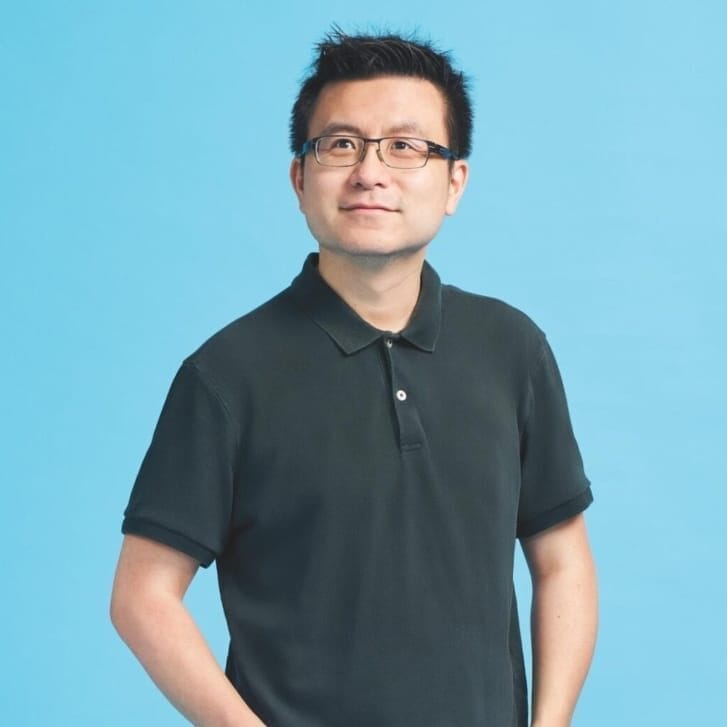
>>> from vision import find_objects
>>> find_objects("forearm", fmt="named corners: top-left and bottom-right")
top-left (529, 560), bottom-right (598, 727)
top-left (112, 591), bottom-right (265, 727)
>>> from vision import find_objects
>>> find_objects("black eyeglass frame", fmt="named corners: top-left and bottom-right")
top-left (298, 135), bottom-right (458, 168)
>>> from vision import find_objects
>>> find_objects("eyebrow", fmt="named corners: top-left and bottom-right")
top-left (317, 121), bottom-right (426, 137)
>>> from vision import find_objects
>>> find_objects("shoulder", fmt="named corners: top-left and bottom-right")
top-left (441, 283), bottom-right (546, 362)
top-left (197, 286), bottom-right (304, 356)
top-left (178, 287), bottom-right (300, 394)
top-left (442, 284), bottom-right (542, 332)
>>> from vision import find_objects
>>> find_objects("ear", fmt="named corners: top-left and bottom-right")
top-left (290, 156), bottom-right (305, 209)
top-left (445, 159), bottom-right (469, 216)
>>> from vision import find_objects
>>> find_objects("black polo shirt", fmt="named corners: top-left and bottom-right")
top-left (123, 253), bottom-right (592, 727)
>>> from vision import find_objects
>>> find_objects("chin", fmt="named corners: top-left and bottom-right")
top-left (319, 237), bottom-right (429, 260)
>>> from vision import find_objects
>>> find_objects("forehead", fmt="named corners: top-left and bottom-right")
top-left (308, 76), bottom-right (448, 139)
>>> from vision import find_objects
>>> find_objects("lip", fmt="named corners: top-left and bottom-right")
top-left (341, 204), bottom-right (398, 212)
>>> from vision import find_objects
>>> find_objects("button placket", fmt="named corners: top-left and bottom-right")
top-left (381, 336), bottom-right (424, 451)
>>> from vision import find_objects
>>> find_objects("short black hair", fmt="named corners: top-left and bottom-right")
top-left (290, 29), bottom-right (473, 159)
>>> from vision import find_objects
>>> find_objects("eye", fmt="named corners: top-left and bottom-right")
top-left (321, 136), bottom-right (359, 151)
top-left (390, 138), bottom-right (415, 151)
top-left (387, 138), bottom-right (428, 156)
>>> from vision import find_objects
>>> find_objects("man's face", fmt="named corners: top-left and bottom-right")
top-left (290, 76), bottom-right (468, 260)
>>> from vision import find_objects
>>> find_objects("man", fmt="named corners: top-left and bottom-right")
top-left (111, 30), bottom-right (597, 727)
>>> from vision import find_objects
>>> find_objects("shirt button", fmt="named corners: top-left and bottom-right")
top-left (396, 389), bottom-right (407, 401)
top-left (385, 338), bottom-right (394, 348)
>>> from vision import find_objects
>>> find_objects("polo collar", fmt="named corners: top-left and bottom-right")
top-left (288, 253), bottom-right (442, 355)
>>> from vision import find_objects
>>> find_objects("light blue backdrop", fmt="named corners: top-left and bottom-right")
top-left (2, 2), bottom-right (724, 725)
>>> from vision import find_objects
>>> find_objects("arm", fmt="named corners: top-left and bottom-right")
top-left (110, 534), bottom-right (266, 727)
top-left (521, 513), bottom-right (598, 727)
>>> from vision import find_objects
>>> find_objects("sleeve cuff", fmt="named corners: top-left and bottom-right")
top-left (121, 517), bottom-right (217, 568)
top-left (517, 487), bottom-right (594, 539)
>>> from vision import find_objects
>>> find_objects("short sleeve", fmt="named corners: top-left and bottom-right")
top-left (122, 361), bottom-right (238, 566)
top-left (517, 338), bottom-right (592, 538)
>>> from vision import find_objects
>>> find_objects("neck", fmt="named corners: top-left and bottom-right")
top-left (317, 248), bottom-right (427, 332)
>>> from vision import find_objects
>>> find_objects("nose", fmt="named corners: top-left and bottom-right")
top-left (349, 141), bottom-right (389, 188)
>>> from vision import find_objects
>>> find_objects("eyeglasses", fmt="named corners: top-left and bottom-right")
top-left (299, 135), bottom-right (457, 169)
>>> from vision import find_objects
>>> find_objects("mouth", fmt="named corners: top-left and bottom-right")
top-left (341, 205), bottom-right (398, 213)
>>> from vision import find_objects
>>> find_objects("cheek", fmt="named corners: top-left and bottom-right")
top-left (409, 180), bottom-right (450, 216)
top-left (300, 189), bottom-right (325, 221)
top-left (302, 176), bottom-right (338, 212)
